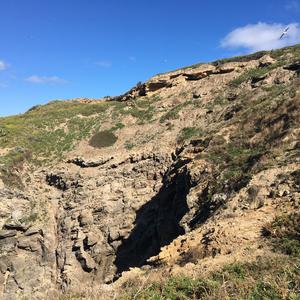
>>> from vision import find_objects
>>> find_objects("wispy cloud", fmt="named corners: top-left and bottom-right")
top-left (0, 60), bottom-right (8, 71)
top-left (285, 0), bottom-right (300, 12)
top-left (25, 75), bottom-right (68, 84)
top-left (129, 56), bottom-right (136, 62)
top-left (95, 60), bottom-right (112, 68)
top-left (221, 22), bottom-right (300, 52)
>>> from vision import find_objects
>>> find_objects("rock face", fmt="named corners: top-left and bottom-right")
top-left (53, 152), bottom-right (174, 287)
top-left (0, 45), bottom-right (300, 299)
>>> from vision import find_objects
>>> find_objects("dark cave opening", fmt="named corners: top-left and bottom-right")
top-left (114, 168), bottom-right (191, 276)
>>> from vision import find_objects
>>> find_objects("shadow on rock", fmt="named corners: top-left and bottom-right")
top-left (114, 166), bottom-right (191, 275)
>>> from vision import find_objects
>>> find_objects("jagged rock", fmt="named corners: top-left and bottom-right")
top-left (0, 237), bottom-right (17, 252)
top-left (212, 193), bottom-right (228, 202)
top-left (251, 74), bottom-right (267, 87)
top-left (67, 157), bottom-right (113, 168)
top-left (259, 55), bottom-right (276, 67)
top-left (0, 230), bottom-right (17, 239)
top-left (278, 189), bottom-right (290, 197)
top-left (3, 222), bottom-right (30, 232)
top-left (284, 62), bottom-right (300, 74)
top-left (78, 211), bottom-right (94, 227)
top-left (24, 227), bottom-right (43, 236)
top-left (109, 82), bottom-right (147, 102)
top-left (215, 64), bottom-right (236, 73)
top-left (75, 249), bottom-right (97, 272)
top-left (85, 232), bottom-right (103, 247)
top-left (223, 105), bottom-right (242, 120)
top-left (46, 172), bottom-right (82, 190)
top-left (147, 80), bottom-right (172, 91)
top-left (108, 229), bottom-right (121, 242)
top-left (184, 72), bottom-right (210, 81)
top-left (17, 236), bottom-right (40, 252)
top-left (46, 173), bottom-right (68, 190)
top-left (226, 92), bottom-right (238, 101)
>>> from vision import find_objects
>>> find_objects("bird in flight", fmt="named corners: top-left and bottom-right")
top-left (279, 27), bottom-right (290, 40)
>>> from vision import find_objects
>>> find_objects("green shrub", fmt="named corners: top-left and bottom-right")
top-left (249, 281), bottom-right (282, 300)
top-left (112, 122), bottom-right (125, 131)
top-left (89, 130), bottom-right (118, 148)
top-left (223, 263), bottom-right (246, 279)
top-left (265, 213), bottom-right (300, 257)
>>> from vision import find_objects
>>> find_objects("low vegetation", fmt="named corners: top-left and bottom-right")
top-left (177, 127), bottom-right (203, 143)
top-left (229, 63), bottom-right (281, 88)
top-left (160, 101), bottom-right (192, 123)
top-left (229, 45), bottom-right (300, 88)
top-left (124, 141), bottom-right (135, 150)
top-left (265, 213), bottom-right (300, 257)
top-left (0, 100), bottom-right (111, 165)
top-left (111, 96), bottom-right (159, 125)
top-left (121, 256), bottom-right (300, 299)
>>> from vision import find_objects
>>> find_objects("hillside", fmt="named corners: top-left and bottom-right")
top-left (0, 45), bottom-right (299, 300)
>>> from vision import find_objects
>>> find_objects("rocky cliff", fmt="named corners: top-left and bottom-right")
top-left (0, 45), bottom-right (299, 299)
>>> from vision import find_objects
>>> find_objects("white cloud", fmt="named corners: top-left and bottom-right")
top-left (25, 75), bottom-right (68, 84)
top-left (0, 60), bottom-right (8, 71)
top-left (95, 60), bottom-right (112, 68)
top-left (221, 22), bottom-right (300, 52)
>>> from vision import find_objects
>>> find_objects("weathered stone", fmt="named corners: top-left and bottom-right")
top-left (3, 222), bottom-right (30, 232)
top-left (0, 230), bottom-right (17, 239)
top-left (147, 80), bottom-right (172, 91)
top-left (259, 55), bottom-right (276, 67)
top-left (78, 211), bottom-right (94, 227)
top-left (67, 156), bottom-right (114, 168)
top-left (284, 62), bottom-right (300, 73)
top-left (85, 232), bottom-right (103, 247)
top-left (17, 236), bottom-right (40, 252)
top-left (75, 249), bottom-right (97, 272)
top-left (24, 227), bottom-right (43, 236)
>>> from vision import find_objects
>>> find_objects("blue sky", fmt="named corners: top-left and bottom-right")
top-left (1, 0), bottom-right (300, 116)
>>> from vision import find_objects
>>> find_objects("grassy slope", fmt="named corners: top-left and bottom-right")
top-left (1, 45), bottom-right (299, 171)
